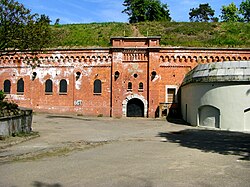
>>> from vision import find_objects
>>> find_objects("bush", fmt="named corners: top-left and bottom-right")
top-left (0, 90), bottom-right (20, 117)
top-left (0, 90), bottom-right (6, 101)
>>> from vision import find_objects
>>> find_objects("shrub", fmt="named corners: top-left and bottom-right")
top-left (0, 90), bottom-right (6, 101)
top-left (0, 90), bottom-right (19, 117)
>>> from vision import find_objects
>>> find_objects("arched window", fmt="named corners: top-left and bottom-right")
top-left (139, 82), bottom-right (143, 90)
top-left (17, 78), bottom-right (24, 93)
top-left (45, 79), bottom-right (53, 93)
top-left (94, 79), bottom-right (102, 94)
top-left (4, 80), bottom-right (11, 94)
top-left (59, 79), bottom-right (67, 93)
top-left (128, 82), bottom-right (132, 90)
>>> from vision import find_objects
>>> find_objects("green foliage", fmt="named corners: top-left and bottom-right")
top-left (47, 22), bottom-right (250, 48)
top-left (189, 3), bottom-right (216, 22)
top-left (0, 90), bottom-right (6, 101)
top-left (240, 0), bottom-right (250, 22)
top-left (0, 0), bottom-right (52, 54)
top-left (220, 2), bottom-right (242, 22)
top-left (0, 90), bottom-right (19, 117)
top-left (54, 18), bottom-right (60, 25)
top-left (212, 22), bottom-right (250, 47)
top-left (0, 101), bottom-right (18, 110)
top-left (50, 22), bottom-right (133, 47)
top-left (122, 0), bottom-right (171, 23)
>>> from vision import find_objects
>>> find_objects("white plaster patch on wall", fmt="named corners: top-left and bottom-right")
top-left (8, 68), bottom-right (32, 83)
top-left (64, 68), bottom-right (74, 77)
top-left (81, 68), bottom-right (93, 77)
top-left (20, 68), bottom-right (32, 76)
top-left (0, 69), bottom-right (14, 83)
top-left (35, 67), bottom-right (59, 85)
top-left (7, 94), bottom-right (27, 101)
top-left (152, 75), bottom-right (161, 82)
top-left (115, 53), bottom-right (123, 61)
top-left (10, 69), bottom-right (19, 84)
top-left (75, 77), bottom-right (82, 90)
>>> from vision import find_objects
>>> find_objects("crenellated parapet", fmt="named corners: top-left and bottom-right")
top-left (0, 50), bottom-right (112, 68)
top-left (160, 55), bottom-right (249, 63)
top-left (1, 47), bottom-right (250, 68)
top-left (123, 49), bottom-right (148, 62)
top-left (159, 48), bottom-right (250, 68)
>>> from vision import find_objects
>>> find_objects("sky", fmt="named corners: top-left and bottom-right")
top-left (17, 0), bottom-right (243, 24)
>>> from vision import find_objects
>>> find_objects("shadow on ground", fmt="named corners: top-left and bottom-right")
top-left (166, 116), bottom-right (190, 125)
top-left (32, 181), bottom-right (62, 187)
top-left (158, 129), bottom-right (250, 161)
top-left (46, 115), bottom-right (92, 121)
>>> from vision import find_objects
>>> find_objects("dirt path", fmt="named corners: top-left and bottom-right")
top-left (132, 25), bottom-right (143, 37)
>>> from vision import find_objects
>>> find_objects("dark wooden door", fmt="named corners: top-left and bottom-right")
top-left (127, 99), bottom-right (144, 117)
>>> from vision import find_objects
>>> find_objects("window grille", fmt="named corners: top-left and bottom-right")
top-left (167, 88), bottom-right (176, 103)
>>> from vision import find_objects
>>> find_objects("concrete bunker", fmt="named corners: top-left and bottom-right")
top-left (181, 61), bottom-right (250, 132)
top-left (244, 108), bottom-right (250, 131)
top-left (198, 105), bottom-right (220, 128)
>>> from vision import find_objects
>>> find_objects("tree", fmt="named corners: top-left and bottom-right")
top-left (122, 0), bottom-right (171, 23)
top-left (54, 18), bottom-right (60, 25)
top-left (220, 2), bottom-right (241, 22)
top-left (240, 0), bottom-right (250, 22)
top-left (0, 0), bottom-right (52, 54)
top-left (189, 3), bottom-right (216, 22)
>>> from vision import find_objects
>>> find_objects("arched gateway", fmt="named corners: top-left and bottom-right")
top-left (122, 94), bottom-right (148, 117)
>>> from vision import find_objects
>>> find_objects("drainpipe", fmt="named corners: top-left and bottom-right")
top-left (110, 52), bottom-right (113, 117)
top-left (73, 70), bottom-right (75, 110)
top-left (147, 49), bottom-right (150, 118)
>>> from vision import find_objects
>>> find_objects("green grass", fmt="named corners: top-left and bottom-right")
top-left (49, 22), bottom-right (250, 48)
top-left (51, 22), bottom-right (133, 48)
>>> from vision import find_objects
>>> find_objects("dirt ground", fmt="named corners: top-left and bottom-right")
top-left (0, 113), bottom-right (249, 187)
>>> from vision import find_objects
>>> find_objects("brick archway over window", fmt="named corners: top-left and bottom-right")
top-left (122, 94), bottom-right (148, 117)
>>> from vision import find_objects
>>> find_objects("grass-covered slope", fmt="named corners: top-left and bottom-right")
top-left (50, 22), bottom-right (250, 48)
top-left (51, 22), bottom-right (133, 48)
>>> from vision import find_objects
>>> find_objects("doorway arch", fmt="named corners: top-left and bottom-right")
top-left (122, 94), bottom-right (148, 117)
top-left (244, 108), bottom-right (250, 131)
top-left (198, 105), bottom-right (220, 128)
top-left (127, 98), bottom-right (144, 117)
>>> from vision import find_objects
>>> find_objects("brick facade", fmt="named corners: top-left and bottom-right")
top-left (0, 37), bottom-right (250, 117)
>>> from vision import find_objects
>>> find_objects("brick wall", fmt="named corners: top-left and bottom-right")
top-left (0, 37), bottom-right (249, 117)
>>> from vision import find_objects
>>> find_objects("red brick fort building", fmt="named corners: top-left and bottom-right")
top-left (0, 37), bottom-right (250, 118)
